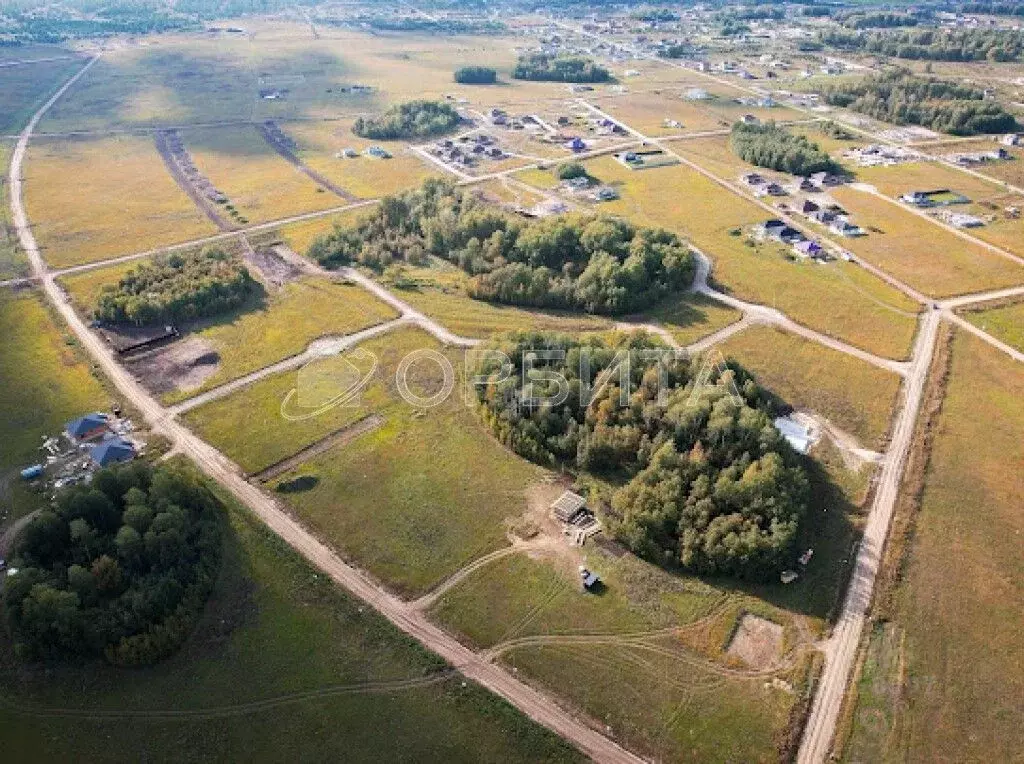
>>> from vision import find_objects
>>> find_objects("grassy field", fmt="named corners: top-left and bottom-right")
top-left (843, 331), bottom-right (1024, 762)
top-left (0, 290), bottom-right (107, 521)
top-left (718, 325), bottom-right (902, 450)
top-left (647, 291), bottom-right (742, 345)
top-left (0, 142), bottom-right (28, 280)
top-left (183, 125), bottom-right (345, 224)
top-left (920, 138), bottom-right (1024, 188)
top-left (962, 299), bottom-right (1024, 352)
top-left (0, 57), bottom-right (83, 134)
top-left (549, 155), bottom-right (921, 360)
top-left (25, 134), bottom-right (217, 268)
top-left (0, 467), bottom-right (582, 763)
top-left (60, 264), bottom-right (398, 403)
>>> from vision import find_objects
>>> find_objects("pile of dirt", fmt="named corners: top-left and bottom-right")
top-left (125, 336), bottom-right (221, 395)
top-left (726, 613), bottom-right (784, 670)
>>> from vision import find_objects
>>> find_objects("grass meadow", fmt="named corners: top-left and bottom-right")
top-left (0, 466), bottom-right (582, 764)
top-left (962, 299), bottom-right (1024, 352)
top-left (25, 134), bottom-right (217, 268)
top-left (843, 331), bottom-right (1024, 762)
top-left (0, 57), bottom-right (83, 134)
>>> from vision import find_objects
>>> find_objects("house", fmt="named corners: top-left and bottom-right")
top-left (741, 172), bottom-right (765, 186)
top-left (900, 191), bottom-right (931, 207)
top-left (339, 148), bottom-right (358, 158)
top-left (794, 177), bottom-right (819, 193)
top-left (830, 219), bottom-right (864, 237)
top-left (579, 566), bottom-right (601, 591)
top-left (809, 171), bottom-right (843, 187)
top-left (778, 226), bottom-right (805, 244)
top-left (811, 209), bottom-right (837, 224)
top-left (739, 114), bottom-right (760, 126)
top-left (366, 146), bottom-right (391, 159)
top-left (89, 437), bottom-right (136, 468)
top-left (565, 136), bottom-right (586, 152)
top-left (774, 416), bottom-right (814, 453)
top-left (1000, 133), bottom-right (1022, 147)
top-left (761, 218), bottom-right (786, 237)
top-left (800, 200), bottom-right (820, 214)
top-left (65, 413), bottom-right (109, 443)
top-left (594, 186), bottom-right (619, 201)
top-left (762, 182), bottom-right (786, 197)
top-left (564, 176), bottom-right (591, 190)
top-left (684, 87), bottom-right (710, 101)
top-left (793, 240), bottom-right (822, 258)
top-left (551, 490), bottom-right (587, 523)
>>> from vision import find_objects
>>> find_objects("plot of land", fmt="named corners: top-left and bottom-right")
top-left (0, 57), bottom-right (83, 134)
top-left (844, 332), bottom-right (1024, 762)
top-left (545, 155), bottom-right (921, 359)
top-left (718, 325), bottom-right (902, 450)
top-left (0, 471), bottom-right (581, 763)
top-left (962, 299), bottom-right (1024, 352)
top-left (24, 134), bottom-right (217, 268)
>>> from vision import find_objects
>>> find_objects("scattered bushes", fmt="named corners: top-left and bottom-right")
top-left (730, 122), bottom-right (843, 176)
top-left (94, 247), bottom-right (256, 326)
top-left (512, 54), bottom-right (610, 83)
top-left (4, 462), bottom-right (223, 665)
top-left (454, 65), bottom-right (497, 84)
top-left (470, 332), bottom-right (809, 579)
top-left (308, 179), bottom-right (694, 316)
top-left (824, 69), bottom-right (1019, 135)
top-left (352, 100), bottom-right (462, 140)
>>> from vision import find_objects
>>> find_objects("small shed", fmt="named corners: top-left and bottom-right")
top-left (551, 490), bottom-right (587, 523)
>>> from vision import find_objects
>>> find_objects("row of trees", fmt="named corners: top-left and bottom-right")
top-left (820, 27), bottom-right (1024, 62)
top-left (308, 179), bottom-right (695, 316)
top-left (512, 54), bottom-right (611, 83)
top-left (730, 122), bottom-right (843, 176)
top-left (94, 247), bottom-right (256, 326)
top-left (454, 66), bottom-right (497, 84)
top-left (470, 332), bottom-right (809, 579)
top-left (4, 462), bottom-right (223, 664)
top-left (824, 69), bottom-right (1019, 135)
top-left (840, 11), bottom-right (918, 29)
top-left (352, 100), bottom-right (462, 140)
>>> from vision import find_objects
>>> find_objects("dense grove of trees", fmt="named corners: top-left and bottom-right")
top-left (820, 27), bottom-right (1024, 62)
top-left (454, 66), bottom-right (497, 84)
top-left (308, 179), bottom-right (694, 315)
top-left (94, 247), bottom-right (255, 326)
top-left (352, 100), bottom-right (462, 140)
top-left (512, 54), bottom-right (611, 83)
top-left (630, 8), bottom-right (679, 22)
top-left (958, 2), bottom-right (1024, 17)
top-left (471, 332), bottom-right (809, 579)
top-left (730, 122), bottom-right (843, 176)
top-left (824, 69), bottom-right (1020, 135)
top-left (4, 462), bottom-right (222, 664)
top-left (840, 11), bottom-right (918, 29)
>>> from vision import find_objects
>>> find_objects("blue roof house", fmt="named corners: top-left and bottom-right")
top-left (65, 413), bottom-right (109, 443)
top-left (89, 437), bottom-right (136, 468)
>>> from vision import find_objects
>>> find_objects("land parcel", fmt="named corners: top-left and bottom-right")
top-left (546, 154), bottom-right (921, 360)
top-left (0, 57), bottom-right (85, 134)
top-left (24, 134), bottom-right (217, 268)
top-left (188, 327), bottom-right (548, 598)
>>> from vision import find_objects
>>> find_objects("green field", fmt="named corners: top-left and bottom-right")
top-left (0, 290), bottom-right (107, 520)
top-left (843, 331), bottom-right (1024, 762)
top-left (0, 57), bottom-right (83, 134)
top-left (527, 156), bottom-right (922, 360)
top-left (718, 325), bottom-right (902, 450)
top-left (962, 299), bottom-right (1024, 352)
top-left (0, 468), bottom-right (582, 764)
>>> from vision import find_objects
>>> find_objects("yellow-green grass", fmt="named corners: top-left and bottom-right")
top-left (718, 325), bottom-right (902, 450)
top-left (183, 125), bottom-right (344, 224)
top-left (248, 327), bottom-right (549, 597)
top-left (0, 142), bottom-right (28, 280)
top-left (24, 134), bottom-right (217, 268)
top-left (0, 44), bottom-right (76, 62)
top-left (851, 159), bottom-right (1024, 261)
top-left (920, 138), bottom-right (1024, 188)
top-left (788, 122), bottom-right (866, 156)
top-left (0, 57), bottom-right (83, 134)
top-left (0, 291), bottom-right (107, 522)
top-left (844, 331), bottom-right (1024, 761)
top-left (647, 292), bottom-right (742, 346)
top-left (0, 468), bottom-right (582, 764)
top-left (962, 299), bottom-right (1024, 352)
top-left (284, 120), bottom-right (441, 199)
top-left (561, 155), bottom-right (921, 359)
top-left (504, 644), bottom-right (810, 763)
top-left (829, 184), bottom-right (1024, 297)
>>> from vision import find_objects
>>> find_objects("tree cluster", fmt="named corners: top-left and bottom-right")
top-left (94, 247), bottom-right (255, 327)
top-left (820, 27), bottom-right (1024, 62)
top-left (957, 2), bottom-right (1024, 17)
top-left (471, 332), bottom-right (809, 579)
top-left (308, 179), bottom-right (695, 316)
top-left (840, 11), bottom-right (918, 29)
top-left (4, 462), bottom-right (223, 665)
top-left (454, 66), bottom-right (497, 84)
top-left (824, 69), bottom-right (1019, 135)
top-left (556, 161), bottom-right (589, 180)
top-left (352, 100), bottom-right (462, 140)
top-left (512, 54), bottom-right (611, 83)
top-left (730, 122), bottom-right (843, 176)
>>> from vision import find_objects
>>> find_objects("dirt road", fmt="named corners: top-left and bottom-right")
top-left (10, 56), bottom-right (644, 764)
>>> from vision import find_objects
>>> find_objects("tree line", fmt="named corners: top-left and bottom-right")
top-left (824, 69), bottom-right (1019, 135)
top-left (4, 462), bottom-right (222, 665)
top-left (820, 27), bottom-right (1024, 62)
top-left (454, 66), bottom-right (497, 84)
top-left (308, 179), bottom-right (695, 316)
top-left (94, 247), bottom-right (256, 326)
top-left (840, 11), bottom-right (918, 29)
top-left (512, 54), bottom-right (611, 83)
top-left (730, 121), bottom-right (843, 176)
top-left (352, 100), bottom-right (462, 140)
top-left (471, 332), bottom-right (809, 579)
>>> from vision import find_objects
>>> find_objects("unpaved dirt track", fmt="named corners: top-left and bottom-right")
top-left (11, 57), bottom-right (644, 764)
top-left (257, 121), bottom-right (358, 202)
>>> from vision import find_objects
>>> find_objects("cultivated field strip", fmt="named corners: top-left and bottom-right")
top-left (257, 120), bottom-right (358, 201)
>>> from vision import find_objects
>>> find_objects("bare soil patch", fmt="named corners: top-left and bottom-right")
top-left (726, 613), bottom-right (784, 670)
top-left (125, 336), bottom-right (220, 395)
top-left (243, 245), bottom-right (302, 287)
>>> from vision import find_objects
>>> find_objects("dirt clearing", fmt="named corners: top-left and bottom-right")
top-left (125, 336), bottom-right (220, 396)
top-left (726, 613), bottom-right (784, 670)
